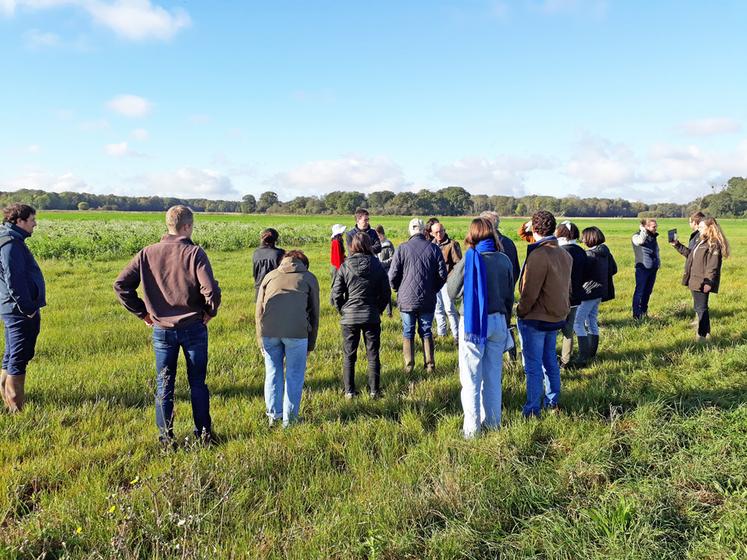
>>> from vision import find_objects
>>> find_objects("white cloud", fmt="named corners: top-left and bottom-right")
top-left (565, 135), bottom-right (637, 189)
top-left (131, 128), bottom-right (149, 140)
top-left (106, 94), bottom-right (152, 118)
top-left (1, 170), bottom-right (91, 192)
top-left (268, 155), bottom-right (408, 198)
top-left (104, 141), bottom-right (145, 157)
top-left (434, 155), bottom-right (553, 196)
top-left (26, 144), bottom-right (40, 153)
top-left (23, 28), bottom-right (60, 48)
top-left (5, 0), bottom-right (190, 41)
top-left (678, 117), bottom-right (742, 136)
top-left (140, 168), bottom-right (239, 199)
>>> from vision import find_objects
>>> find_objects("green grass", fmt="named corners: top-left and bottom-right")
top-left (2, 216), bottom-right (747, 559)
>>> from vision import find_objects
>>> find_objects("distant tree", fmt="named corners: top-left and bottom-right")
top-left (77, 201), bottom-right (90, 211)
top-left (438, 186), bottom-right (473, 215)
top-left (241, 194), bottom-right (257, 213)
top-left (257, 191), bottom-right (279, 212)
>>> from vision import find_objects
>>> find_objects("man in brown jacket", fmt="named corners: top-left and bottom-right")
top-left (430, 221), bottom-right (462, 340)
top-left (114, 205), bottom-right (221, 446)
top-left (516, 210), bottom-right (572, 418)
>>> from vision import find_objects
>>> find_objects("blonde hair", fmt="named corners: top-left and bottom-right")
top-left (165, 205), bottom-right (194, 233)
top-left (701, 217), bottom-right (730, 258)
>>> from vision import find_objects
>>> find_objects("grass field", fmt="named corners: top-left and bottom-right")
top-left (3, 212), bottom-right (747, 559)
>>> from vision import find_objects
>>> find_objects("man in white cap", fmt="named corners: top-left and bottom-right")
top-left (388, 218), bottom-right (447, 374)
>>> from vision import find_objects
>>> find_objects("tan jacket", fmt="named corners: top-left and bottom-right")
top-left (517, 238), bottom-right (572, 322)
top-left (437, 237), bottom-right (462, 276)
top-left (255, 257), bottom-right (320, 350)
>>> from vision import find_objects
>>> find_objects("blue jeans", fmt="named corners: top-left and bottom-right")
top-left (435, 286), bottom-right (459, 338)
top-left (574, 298), bottom-right (601, 336)
top-left (518, 319), bottom-right (561, 417)
top-left (152, 322), bottom-right (210, 439)
top-left (2, 312), bottom-right (41, 376)
top-left (458, 313), bottom-right (509, 438)
top-left (632, 265), bottom-right (657, 318)
top-left (262, 337), bottom-right (308, 427)
top-left (400, 311), bottom-right (434, 340)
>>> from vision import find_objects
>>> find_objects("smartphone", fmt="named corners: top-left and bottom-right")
top-left (668, 229), bottom-right (677, 243)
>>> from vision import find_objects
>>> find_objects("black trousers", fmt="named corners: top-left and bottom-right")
top-left (341, 323), bottom-right (381, 393)
top-left (692, 290), bottom-right (710, 336)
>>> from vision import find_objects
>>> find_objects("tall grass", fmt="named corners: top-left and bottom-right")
top-left (2, 216), bottom-right (747, 558)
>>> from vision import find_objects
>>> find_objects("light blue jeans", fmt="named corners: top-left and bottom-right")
top-left (458, 313), bottom-right (509, 438)
top-left (517, 319), bottom-right (561, 417)
top-left (435, 285), bottom-right (459, 338)
top-left (574, 298), bottom-right (601, 336)
top-left (262, 337), bottom-right (308, 427)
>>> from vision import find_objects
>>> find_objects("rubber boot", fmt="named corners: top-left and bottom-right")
top-left (574, 336), bottom-right (590, 368)
top-left (0, 369), bottom-right (8, 409)
top-left (5, 374), bottom-right (25, 412)
top-left (402, 338), bottom-right (415, 375)
top-left (423, 336), bottom-right (436, 374)
top-left (589, 334), bottom-right (599, 359)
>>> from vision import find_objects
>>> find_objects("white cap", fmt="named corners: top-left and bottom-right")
top-left (408, 218), bottom-right (424, 236)
top-left (331, 224), bottom-right (346, 239)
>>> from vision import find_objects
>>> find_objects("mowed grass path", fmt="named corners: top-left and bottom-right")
top-left (2, 215), bottom-right (747, 559)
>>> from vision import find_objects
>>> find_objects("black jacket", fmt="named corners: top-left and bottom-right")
top-left (388, 234), bottom-right (447, 313)
top-left (252, 245), bottom-right (285, 296)
top-left (582, 244), bottom-right (617, 302)
top-left (346, 226), bottom-right (382, 254)
top-left (561, 242), bottom-right (588, 307)
top-left (331, 253), bottom-right (391, 324)
top-left (498, 233), bottom-right (521, 288)
top-left (0, 223), bottom-right (46, 316)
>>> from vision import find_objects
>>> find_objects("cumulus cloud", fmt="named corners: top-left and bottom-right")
top-left (131, 128), bottom-right (149, 140)
top-left (5, 0), bottom-right (190, 41)
top-left (104, 141), bottom-right (145, 157)
top-left (268, 155), bottom-right (408, 198)
top-left (678, 117), bottom-right (742, 136)
top-left (140, 168), bottom-right (239, 199)
top-left (1, 169), bottom-right (91, 192)
top-left (434, 155), bottom-right (553, 196)
top-left (566, 135), bottom-right (637, 189)
top-left (107, 94), bottom-right (152, 117)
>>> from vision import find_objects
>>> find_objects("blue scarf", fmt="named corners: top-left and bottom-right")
top-left (463, 238), bottom-right (496, 344)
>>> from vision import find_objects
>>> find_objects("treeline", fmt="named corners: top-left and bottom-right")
top-left (3, 178), bottom-right (747, 217)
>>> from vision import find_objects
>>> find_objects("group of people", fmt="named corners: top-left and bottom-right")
top-left (0, 202), bottom-right (730, 444)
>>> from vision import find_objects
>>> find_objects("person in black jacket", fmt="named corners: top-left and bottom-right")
top-left (252, 228), bottom-right (285, 299)
top-left (555, 221), bottom-right (587, 368)
top-left (388, 218), bottom-right (447, 374)
top-left (573, 226), bottom-right (617, 366)
top-left (331, 232), bottom-right (391, 398)
top-left (346, 208), bottom-right (381, 254)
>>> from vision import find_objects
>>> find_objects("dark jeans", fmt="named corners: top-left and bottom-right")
top-left (341, 322), bottom-right (381, 394)
top-left (692, 291), bottom-right (710, 336)
top-left (632, 265), bottom-right (657, 318)
top-left (152, 321), bottom-right (211, 439)
top-left (2, 312), bottom-right (41, 376)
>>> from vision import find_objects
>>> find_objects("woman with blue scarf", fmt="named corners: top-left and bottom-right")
top-left (447, 218), bottom-right (515, 438)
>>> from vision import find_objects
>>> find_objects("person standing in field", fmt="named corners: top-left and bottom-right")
top-left (346, 208), bottom-right (381, 254)
top-left (671, 211), bottom-right (705, 257)
top-left (256, 250), bottom-right (320, 426)
top-left (631, 218), bottom-right (660, 320)
top-left (555, 221), bottom-right (587, 369)
top-left (375, 224), bottom-right (395, 317)
top-left (330, 224), bottom-right (347, 280)
top-left (331, 233), bottom-right (391, 399)
top-left (430, 221), bottom-right (462, 341)
top-left (252, 228), bottom-right (284, 299)
top-left (0, 204), bottom-right (45, 413)
top-left (516, 211), bottom-right (572, 418)
top-left (447, 218), bottom-right (514, 438)
top-left (114, 205), bottom-right (221, 446)
top-left (675, 217), bottom-right (729, 341)
top-left (574, 226), bottom-right (617, 366)
top-left (388, 218), bottom-right (447, 374)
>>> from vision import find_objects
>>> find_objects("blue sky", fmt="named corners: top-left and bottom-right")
top-left (1, 0), bottom-right (746, 202)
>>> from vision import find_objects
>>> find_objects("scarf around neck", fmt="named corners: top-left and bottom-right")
top-left (463, 237), bottom-right (497, 344)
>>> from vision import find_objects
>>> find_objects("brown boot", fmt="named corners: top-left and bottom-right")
top-left (402, 338), bottom-right (415, 374)
top-left (423, 336), bottom-right (436, 373)
top-left (5, 374), bottom-right (25, 412)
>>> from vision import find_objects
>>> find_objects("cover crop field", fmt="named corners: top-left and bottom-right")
top-left (3, 212), bottom-right (747, 559)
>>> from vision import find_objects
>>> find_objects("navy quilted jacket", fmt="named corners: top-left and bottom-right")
top-left (388, 234), bottom-right (447, 313)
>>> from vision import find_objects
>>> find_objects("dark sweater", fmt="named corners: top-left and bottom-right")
top-left (582, 244), bottom-right (617, 302)
top-left (346, 226), bottom-right (382, 254)
top-left (447, 251), bottom-right (514, 317)
top-left (252, 245), bottom-right (285, 296)
top-left (560, 241), bottom-right (587, 307)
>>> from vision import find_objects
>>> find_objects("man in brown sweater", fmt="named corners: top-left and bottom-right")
top-left (114, 205), bottom-right (221, 446)
top-left (429, 221), bottom-right (462, 340)
top-left (516, 210), bottom-right (572, 418)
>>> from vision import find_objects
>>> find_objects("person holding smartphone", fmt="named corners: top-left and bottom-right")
top-left (631, 218), bottom-right (660, 320)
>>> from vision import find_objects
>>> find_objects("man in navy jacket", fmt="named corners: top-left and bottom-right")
top-left (0, 204), bottom-right (46, 412)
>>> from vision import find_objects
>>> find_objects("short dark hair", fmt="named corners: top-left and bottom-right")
top-left (354, 208), bottom-right (369, 219)
top-left (283, 249), bottom-right (309, 268)
top-left (555, 222), bottom-right (579, 240)
top-left (640, 218), bottom-right (657, 226)
top-left (260, 228), bottom-right (279, 247)
top-left (425, 217), bottom-right (440, 233)
top-left (581, 226), bottom-right (606, 247)
top-left (3, 204), bottom-right (36, 224)
top-left (690, 211), bottom-right (705, 224)
top-left (375, 224), bottom-right (385, 237)
top-left (350, 232), bottom-right (373, 255)
top-left (531, 211), bottom-right (556, 237)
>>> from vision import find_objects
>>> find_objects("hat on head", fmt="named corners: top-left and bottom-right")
top-left (408, 218), bottom-right (424, 236)
top-left (331, 223), bottom-right (346, 239)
